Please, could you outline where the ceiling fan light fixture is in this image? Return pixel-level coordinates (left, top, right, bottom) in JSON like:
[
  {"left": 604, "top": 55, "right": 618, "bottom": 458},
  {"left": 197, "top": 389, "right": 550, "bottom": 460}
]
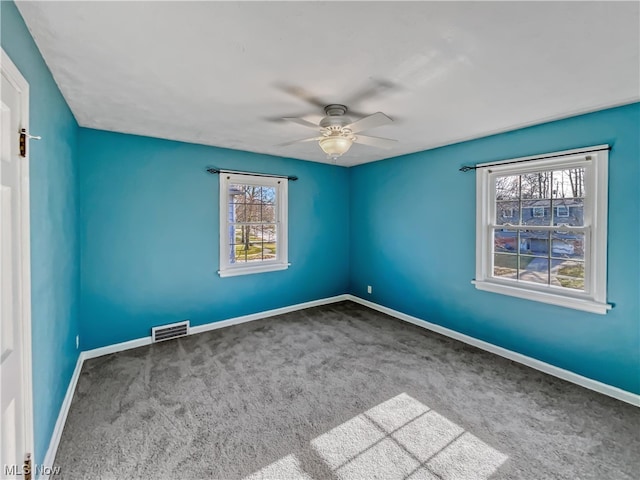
[{"left": 318, "top": 136, "right": 353, "bottom": 158}]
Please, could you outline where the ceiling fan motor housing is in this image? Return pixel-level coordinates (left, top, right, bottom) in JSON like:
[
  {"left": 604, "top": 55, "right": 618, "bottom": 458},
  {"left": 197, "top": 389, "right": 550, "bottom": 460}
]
[
  {"left": 320, "top": 104, "right": 350, "bottom": 130},
  {"left": 324, "top": 104, "right": 348, "bottom": 116}
]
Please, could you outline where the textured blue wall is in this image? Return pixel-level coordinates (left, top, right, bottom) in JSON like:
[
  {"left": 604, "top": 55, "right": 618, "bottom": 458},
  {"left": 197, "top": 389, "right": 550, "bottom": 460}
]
[
  {"left": 78, "top": 129, "right": 350, "bottom": 350},
  {"left": 349, "top": 103, "right": 640, "bottom": 394},
  {"left": 1, "top": 2, "right": 80, "bottom": 464}
]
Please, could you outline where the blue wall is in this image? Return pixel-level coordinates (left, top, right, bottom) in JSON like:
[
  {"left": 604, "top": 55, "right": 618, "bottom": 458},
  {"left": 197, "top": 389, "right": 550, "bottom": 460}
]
[
  {"left": 349, "top": 103, "right": 640, "bottom": 394},
  {"left": 1, "top": 2, "right": 80, "bottom": 464},
  {"left": 78, "top": 129, "right": 350, "bottom": 350}
]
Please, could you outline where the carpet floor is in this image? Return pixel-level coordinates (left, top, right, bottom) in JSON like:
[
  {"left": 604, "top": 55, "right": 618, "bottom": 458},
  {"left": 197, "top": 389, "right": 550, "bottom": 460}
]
[{"left": 53, "top": 301, "right": 639, "bottom": 479}]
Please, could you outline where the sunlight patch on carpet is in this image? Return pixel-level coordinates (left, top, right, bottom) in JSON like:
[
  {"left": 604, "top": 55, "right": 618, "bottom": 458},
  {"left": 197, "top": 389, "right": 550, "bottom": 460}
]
[{"left": 244, "top": 393, "right": 508, "bottom": 479}]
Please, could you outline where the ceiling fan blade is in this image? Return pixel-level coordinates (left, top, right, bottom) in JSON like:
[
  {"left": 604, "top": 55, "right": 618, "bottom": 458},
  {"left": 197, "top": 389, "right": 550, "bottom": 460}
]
[
  {"left": 346, "top": 112, "right": 393, "bottom": 133},
  {"left": 276, "top": 83, "right": 327, "bottom": 109},
  {"left": 276, "top": 137, "right": 322, "bottom": 147},
  {"left": 283, "top": 117, "right": 321, "bottom": 129},
  {"left": 353, "top": 134, "right": 397, "bottom": 150},
  {"left": 345, "top": 79, "right": 397, "bottom": 106}
]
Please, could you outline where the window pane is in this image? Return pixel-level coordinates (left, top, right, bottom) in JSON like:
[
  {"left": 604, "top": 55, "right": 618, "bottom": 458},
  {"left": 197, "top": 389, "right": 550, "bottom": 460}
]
[
  {"left": 494, "top": 230, "right": 517, "bottom": 253},
  {"left": 263, "top": 239, "right": 277, "bottom": 260},
  {"left": 229, "top": 184, "right": 245, "bottom": 198},
  {"left": 230, "top": 184, "right": 252, "bottom": 202},
  {"left": 493, "top": 254, "right": 518, "bottom": 279},
  {"left": 262, "top": 225, "right": 277, "bottom": 260},
  {"left": 495, "top": 175, "right": 519, "bottom": 199},
  {"left": 495, "top": 201, "right": 519, "bottom": 225},
  {"left": 261, "top": 186, "right": 276, "bottom": 204},
  {"left": 521, "top": 172, "right": 552, "bottom": 199},
  {"left": 235, "top": 225, "right": 259, "bottom": 262},
  {"left": 522, "top": 200, "right": 551, "bottom": 226},
  {"left": 551, "top": 260, "right": 585, "bottom": 291},
  {"left": 246, "top": 203, "right": 261, "bottom": 222},
  {"left": 551, "top": 232, "right": 584, "bottom": 260},
  {"left": 262, "top": 203, "right": 276, "bottom": 223},
  {"left": 231, "top": 202, "right": 246, "bottom": 222},
  {"left": 553, "top": 168, "right": 585, "bottom": 199},
  {"left": 229, "top": 225, "right": 278, "bottom": 263},
  {"left": 518, "top": 255, "right": 549, "bottom": 285},
  {"left": 234, "top": 245, "right": 247, "bottom": 263},
  {"left": 518, "top": 230, "right": 550, "bottom": 256},
  {"left": 231, "top": 225, "right": 244, "bottom": 246},
  {"left": 232, "top": 226, "right": 252, "bottom": 263},
  {"left": 262, "top": 224, "right": 276, "bottom": 243},
  {"left": 551, "top": 198, "right": 584, "bottom": 227}
]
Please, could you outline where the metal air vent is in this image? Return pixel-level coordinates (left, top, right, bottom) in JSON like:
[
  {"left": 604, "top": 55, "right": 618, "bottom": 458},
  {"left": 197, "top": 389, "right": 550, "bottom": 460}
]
[{"left": 152, "top": 320, "right": 190, "bottom": 343}]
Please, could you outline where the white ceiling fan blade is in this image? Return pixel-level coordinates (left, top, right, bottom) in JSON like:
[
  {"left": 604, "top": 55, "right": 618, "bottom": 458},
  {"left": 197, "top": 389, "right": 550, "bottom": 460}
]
[
  {"left": 346, "top": 112, "right": 393, "bottom": 133},
  {"left": 353, "top": 134, "right": 397, "bottom": 150},
  {"left": 283, "top": 117, "right": 321, "bottom": 129},
  {"left": 276, "top": 137, "right": 322, "bottom": 147}
]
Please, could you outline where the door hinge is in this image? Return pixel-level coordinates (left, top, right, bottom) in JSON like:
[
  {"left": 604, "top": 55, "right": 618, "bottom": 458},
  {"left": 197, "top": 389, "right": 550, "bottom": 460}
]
[
  {"left": 19, "top": 129, "right": 26, "bottom": 157},
  {"left": 19, "top": 129, "right": 41, "bottom": 158},
  {"left": 23, "top": 452, "right": 32, "bottom": 480}
]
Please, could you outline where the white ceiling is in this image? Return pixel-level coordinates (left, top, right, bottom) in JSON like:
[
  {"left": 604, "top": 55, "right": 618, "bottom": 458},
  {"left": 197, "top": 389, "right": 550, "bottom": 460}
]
[{"left": 17, "top": 1, "right": 640, "bottom": 166}]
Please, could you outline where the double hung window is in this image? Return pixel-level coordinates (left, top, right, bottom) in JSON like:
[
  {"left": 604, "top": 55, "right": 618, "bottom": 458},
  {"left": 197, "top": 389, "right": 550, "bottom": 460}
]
[
  {"left": 219, "top": 174, "right": 288, "bottom": 277},
  {"left": 474, "top": 146, "right": 610, "bottom": 314}
]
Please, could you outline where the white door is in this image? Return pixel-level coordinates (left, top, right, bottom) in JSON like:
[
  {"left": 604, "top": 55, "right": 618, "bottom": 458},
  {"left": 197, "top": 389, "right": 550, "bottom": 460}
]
[{"left": 0, "top": 50, "right": 33, "bottom": 479}]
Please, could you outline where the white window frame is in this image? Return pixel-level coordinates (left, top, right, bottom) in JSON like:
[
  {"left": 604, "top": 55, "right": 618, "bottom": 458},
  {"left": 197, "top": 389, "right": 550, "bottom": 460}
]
[
  {"left": 556, "top": 205, "right": 570, "bottom": 218},
  {"left": 218, "top": 173, "right": 288, "bottom": 277},
  {"left": 532, "top": 206, "right": 545, "bottom": 217},
  {"left": 501, "top": 207, "right": 514, "bottom": 218},
  {"left": 474, "top": 145, "right": 611, "bottom": 314}
]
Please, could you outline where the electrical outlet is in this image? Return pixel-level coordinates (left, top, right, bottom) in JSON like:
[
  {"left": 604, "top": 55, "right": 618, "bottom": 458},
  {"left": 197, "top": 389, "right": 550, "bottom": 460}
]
[
  {"left": 76, "top": 335, "right": 79, "bottom": 349},
  {"left": 367, "top": 285, "right": 372, "bottom": 294}
]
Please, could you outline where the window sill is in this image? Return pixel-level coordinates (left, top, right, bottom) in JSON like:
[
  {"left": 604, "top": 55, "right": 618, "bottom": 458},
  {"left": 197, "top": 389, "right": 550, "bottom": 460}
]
[
  {"left": 218, "top": 262, "right": 290, "bottom": 278},
  {"left": 472, "top": 279, "right": 611, "bottom": 314}
]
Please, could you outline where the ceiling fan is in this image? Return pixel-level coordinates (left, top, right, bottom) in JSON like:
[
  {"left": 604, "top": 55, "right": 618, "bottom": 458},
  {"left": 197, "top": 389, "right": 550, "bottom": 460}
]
[{"left": 278, "top": 104, "right": 397, "bottom": 161}]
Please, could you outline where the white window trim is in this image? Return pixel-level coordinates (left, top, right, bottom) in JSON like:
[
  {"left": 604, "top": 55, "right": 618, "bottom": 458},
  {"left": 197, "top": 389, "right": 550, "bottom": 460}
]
[
  {"left": 218, "top": 173, "right": 289, "bottom": 277},
  {"left": 501, "top": 207, "right": 514, "bottom": 218},
  {"left": 532, "top": 206, "right": 545, "bottom": 217},
  {"left": 474, "top": 145, "right": 611, "bottom": 314},
  {"left": 556, "top": 205, "right": 570, "bottom": 217}
]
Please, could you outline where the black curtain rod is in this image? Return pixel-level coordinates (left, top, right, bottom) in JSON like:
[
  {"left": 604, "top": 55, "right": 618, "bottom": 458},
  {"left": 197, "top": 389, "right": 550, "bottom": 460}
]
[
  {"left": 459, "top": 146, "right": 611, "bottom": 172},
  {"left": 206, "top": 167, "right": 298, "bottom": 181}
]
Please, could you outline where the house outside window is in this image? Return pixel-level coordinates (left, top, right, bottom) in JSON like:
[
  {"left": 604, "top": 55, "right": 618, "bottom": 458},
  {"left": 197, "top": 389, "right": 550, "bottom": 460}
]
[
  {"left": 219, "top": 173, "right": 288, "bottom": 277},
  {"left": 474, "top": 146, "right": 610, "bottom": 314}
]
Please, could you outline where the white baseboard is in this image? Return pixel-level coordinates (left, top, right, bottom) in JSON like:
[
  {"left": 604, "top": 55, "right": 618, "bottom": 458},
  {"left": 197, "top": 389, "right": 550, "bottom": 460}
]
[
  {"left": 345, "top": 294, "right": 640, "bottom": 407},
  {"left": 39, "top": 352, "right": 85, "bottom": 479},
  {"left": 189, "top": 294, "right": 350, "bottom": 335},
  {"left": 83, "top": 337, "right": 152, "bottom": 360},
  {"left": 83, "top": 294, "right": 350, "bottom": 360}
]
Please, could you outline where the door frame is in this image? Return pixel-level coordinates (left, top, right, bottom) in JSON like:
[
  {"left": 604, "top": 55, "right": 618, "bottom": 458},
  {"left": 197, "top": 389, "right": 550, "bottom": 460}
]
[{"left": 1, "top": 47, "right": 34, "bottom": 464}]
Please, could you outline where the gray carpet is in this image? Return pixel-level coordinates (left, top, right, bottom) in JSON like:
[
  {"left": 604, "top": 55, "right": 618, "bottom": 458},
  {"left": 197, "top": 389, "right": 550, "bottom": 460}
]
[{"left": 53, "top": 301, "right": 639, "bottom": 479}]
